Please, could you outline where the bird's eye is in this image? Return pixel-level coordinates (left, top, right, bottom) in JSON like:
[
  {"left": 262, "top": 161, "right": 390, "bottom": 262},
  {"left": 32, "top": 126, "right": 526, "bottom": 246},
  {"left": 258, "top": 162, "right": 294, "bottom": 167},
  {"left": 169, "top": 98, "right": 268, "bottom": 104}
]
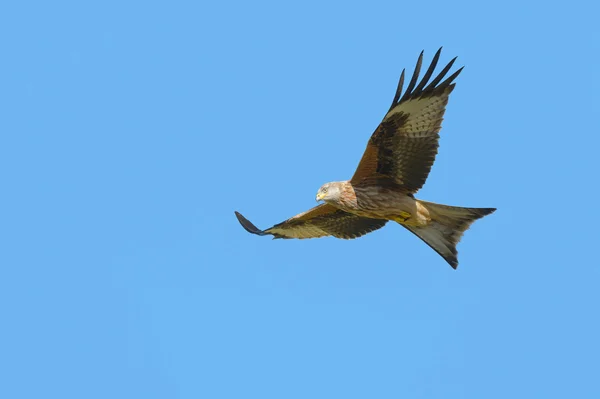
[{"left": 322, "top": 187, "right": 328, "bottom": 193}]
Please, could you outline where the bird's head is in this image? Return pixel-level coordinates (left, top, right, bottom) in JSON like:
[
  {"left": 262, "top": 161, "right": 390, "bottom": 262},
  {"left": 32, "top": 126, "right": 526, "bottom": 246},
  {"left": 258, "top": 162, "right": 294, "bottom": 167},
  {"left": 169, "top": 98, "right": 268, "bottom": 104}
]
[{"left": 316, "top": 182, "right": 343, "bottom": 203}]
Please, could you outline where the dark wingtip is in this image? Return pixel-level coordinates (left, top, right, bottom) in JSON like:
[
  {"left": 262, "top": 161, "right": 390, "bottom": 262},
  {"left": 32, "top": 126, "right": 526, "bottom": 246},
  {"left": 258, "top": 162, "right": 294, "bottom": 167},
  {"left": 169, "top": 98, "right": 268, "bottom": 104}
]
[
  {"left": 389, "top": 68, "right": 406, "bottom": 110},
  {"left": 423, "top": 56, "right": 458, "bottom": 93},
  {"left": 400, "top": 50, "right": 424, "bottom": 102},
  {"left": 414, "top": 48, "right": 443, "bottom": 94},
  {"left": 478, "top": 208, "right": 497, "bottom": 217},
  {"left": 234, "top": 211, "right": 268, "bottom": 236},
  {"left": 439, "top": 65, "right": 464, "bottom": 88},
  {"left": 448, "top": 257, "right": 459, "bottom": 270}
]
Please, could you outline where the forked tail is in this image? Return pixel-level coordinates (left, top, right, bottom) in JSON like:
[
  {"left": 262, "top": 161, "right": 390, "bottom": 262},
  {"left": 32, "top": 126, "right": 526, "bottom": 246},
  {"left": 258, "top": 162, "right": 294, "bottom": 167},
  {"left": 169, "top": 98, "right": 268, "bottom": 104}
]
[{"left": 402, "top": 201, "right": 496, "bottom": 269}]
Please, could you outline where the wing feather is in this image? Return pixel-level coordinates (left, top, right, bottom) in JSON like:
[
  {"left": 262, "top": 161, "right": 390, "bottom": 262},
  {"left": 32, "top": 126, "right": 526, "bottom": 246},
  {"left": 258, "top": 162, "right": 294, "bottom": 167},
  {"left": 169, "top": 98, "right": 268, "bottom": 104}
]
[
  {"left": 424, "top": 56, "right": 457, "bottom": 92},
  {"left": 235, "top": 205, "right": 387, "bottom": 240},
  {"left": 413, "top": 47, "right": 441, "bottom": 94},
  {"left": 351, "top": 48, "right": 462, "bottom": 193},
  {"left": 388, "top": 69, "right": 405, "bottom": 112},
  {"left": 399, "top": 50, "right": 423, "bottom": 103}
]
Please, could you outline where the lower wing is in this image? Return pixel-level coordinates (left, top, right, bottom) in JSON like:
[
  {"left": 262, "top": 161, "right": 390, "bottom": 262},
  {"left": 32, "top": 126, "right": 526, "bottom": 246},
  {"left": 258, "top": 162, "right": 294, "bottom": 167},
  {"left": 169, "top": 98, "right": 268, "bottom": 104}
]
[{"left": 235, "top": 204, "right": 387, "bottom": 239}]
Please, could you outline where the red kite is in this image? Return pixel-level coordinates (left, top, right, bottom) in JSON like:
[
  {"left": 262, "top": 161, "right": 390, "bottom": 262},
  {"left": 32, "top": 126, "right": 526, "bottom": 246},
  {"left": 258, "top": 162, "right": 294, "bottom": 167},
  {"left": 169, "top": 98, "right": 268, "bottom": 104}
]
[{"left": 235, "top": 48, "right": 495, "bottom": 269}]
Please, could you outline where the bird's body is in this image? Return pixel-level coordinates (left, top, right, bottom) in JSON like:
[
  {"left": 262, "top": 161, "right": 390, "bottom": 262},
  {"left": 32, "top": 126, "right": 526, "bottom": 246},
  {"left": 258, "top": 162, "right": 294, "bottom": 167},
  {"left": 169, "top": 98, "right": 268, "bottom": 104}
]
[
  {"left": 234, "top": 48, "right": 495, "bottom": 268},
  {"left": 322, "top": 180, "right": 430, "bottom": 226}
]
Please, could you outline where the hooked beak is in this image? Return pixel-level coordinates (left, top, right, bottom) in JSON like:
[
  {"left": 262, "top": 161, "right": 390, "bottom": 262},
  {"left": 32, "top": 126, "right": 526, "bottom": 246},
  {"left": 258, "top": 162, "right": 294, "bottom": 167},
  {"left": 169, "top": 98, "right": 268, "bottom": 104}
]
[{"left": 316, "top": 192, "right": 324, "bottom": 202}]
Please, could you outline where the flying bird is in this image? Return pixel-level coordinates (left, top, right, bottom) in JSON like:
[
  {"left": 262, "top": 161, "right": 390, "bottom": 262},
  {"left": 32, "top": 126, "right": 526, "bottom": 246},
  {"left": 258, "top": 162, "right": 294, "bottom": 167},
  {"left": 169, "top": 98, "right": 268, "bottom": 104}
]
[{"left": 235, "top": 48, "right": 495, "bottom": 269}]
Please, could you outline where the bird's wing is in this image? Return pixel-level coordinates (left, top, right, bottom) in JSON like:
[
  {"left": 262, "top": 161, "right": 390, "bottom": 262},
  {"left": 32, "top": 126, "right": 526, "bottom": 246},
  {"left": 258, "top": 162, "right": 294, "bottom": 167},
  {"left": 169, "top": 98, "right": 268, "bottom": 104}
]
[
  {"left": 351, "top": 48, "right": 463, "bottom": 193},
  {"left": 235, "top": 204, "right": 387, "bottom": 239}
]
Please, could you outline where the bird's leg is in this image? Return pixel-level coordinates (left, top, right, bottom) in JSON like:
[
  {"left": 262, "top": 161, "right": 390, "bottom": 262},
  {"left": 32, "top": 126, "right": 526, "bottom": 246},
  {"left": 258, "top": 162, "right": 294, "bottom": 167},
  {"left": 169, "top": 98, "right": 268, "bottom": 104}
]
[{"left": 392, "top": 211, "right": 412, "bottom": 224}]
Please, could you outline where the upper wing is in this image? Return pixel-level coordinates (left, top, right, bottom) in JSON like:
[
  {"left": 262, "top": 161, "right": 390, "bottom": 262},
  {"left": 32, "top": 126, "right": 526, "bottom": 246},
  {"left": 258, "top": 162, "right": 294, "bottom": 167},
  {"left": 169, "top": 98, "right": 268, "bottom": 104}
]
[
  {"left": 235, "top": 204, "right": 387, "bottom": 239},
  {"left": 351, "top": 48, "right": 463, "bottom": 193}
]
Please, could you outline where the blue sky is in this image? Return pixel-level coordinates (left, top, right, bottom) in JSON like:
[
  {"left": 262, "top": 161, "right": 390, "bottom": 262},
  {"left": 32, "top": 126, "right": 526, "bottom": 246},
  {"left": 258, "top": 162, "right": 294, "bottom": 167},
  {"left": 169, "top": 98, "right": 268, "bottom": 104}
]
[{"left": 1, "top": 1, "right": 598, "bottom": 398}]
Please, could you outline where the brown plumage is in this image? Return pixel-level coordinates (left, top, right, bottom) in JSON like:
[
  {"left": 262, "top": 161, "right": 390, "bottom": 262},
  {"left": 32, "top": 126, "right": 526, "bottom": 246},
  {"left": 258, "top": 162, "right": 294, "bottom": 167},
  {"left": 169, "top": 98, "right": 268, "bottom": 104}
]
[{"left": 235, "top": 48, "right": 495, "bottom": 269}]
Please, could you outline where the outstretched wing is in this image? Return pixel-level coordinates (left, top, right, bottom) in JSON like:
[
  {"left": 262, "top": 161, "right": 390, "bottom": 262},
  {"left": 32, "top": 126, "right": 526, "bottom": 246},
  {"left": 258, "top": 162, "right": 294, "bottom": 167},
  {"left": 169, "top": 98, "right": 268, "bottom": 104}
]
[
  {"left": 235, "top": 204, "right": 387, "bottom": 239},
  {"left": 351, "top": 48, "right": 463, "bottom": 193}
]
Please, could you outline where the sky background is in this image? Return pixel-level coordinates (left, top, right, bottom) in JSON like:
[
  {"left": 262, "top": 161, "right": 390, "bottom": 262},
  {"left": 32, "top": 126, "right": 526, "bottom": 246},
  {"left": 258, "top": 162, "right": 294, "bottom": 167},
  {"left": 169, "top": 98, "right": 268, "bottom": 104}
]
[{"left": 1, "top": 1, "right": 598, "bottom": 398}]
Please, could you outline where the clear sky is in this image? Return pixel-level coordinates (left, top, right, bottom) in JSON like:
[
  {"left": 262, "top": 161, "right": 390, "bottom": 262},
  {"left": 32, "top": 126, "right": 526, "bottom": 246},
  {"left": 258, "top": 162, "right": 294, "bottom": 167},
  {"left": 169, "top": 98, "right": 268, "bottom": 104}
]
[{"left": 1, "top": 1, "right": 598, "bottom": 398}]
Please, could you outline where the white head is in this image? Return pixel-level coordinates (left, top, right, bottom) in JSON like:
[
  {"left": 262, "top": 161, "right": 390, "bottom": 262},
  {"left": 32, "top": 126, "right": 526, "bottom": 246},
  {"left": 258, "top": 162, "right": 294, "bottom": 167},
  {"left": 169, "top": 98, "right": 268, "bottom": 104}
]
[{"left": 316, "top": 182, "right": 344, "bottom": 203}]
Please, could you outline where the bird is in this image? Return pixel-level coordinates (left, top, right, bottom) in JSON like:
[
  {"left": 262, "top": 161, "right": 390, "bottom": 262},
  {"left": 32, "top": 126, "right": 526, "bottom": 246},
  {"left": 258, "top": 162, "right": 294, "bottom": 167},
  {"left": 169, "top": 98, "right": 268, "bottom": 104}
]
[{"left": 234, "top": 48, "right": 495, "bottom": 269}]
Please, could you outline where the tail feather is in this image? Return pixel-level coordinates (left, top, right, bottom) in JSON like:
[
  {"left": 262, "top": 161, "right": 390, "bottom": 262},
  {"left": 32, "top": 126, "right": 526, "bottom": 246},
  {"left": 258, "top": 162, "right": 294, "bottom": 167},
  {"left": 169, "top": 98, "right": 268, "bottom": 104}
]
[{"left": 403, "top": 201, "right": 495, "bottom": 269}]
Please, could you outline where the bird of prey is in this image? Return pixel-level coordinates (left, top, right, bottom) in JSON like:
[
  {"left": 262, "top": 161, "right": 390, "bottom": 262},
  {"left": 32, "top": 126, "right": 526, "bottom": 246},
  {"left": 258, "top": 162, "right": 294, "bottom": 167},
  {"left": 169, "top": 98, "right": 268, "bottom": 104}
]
[{"left": 235, "top": 48, "right": 495, "bottom": 269}]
